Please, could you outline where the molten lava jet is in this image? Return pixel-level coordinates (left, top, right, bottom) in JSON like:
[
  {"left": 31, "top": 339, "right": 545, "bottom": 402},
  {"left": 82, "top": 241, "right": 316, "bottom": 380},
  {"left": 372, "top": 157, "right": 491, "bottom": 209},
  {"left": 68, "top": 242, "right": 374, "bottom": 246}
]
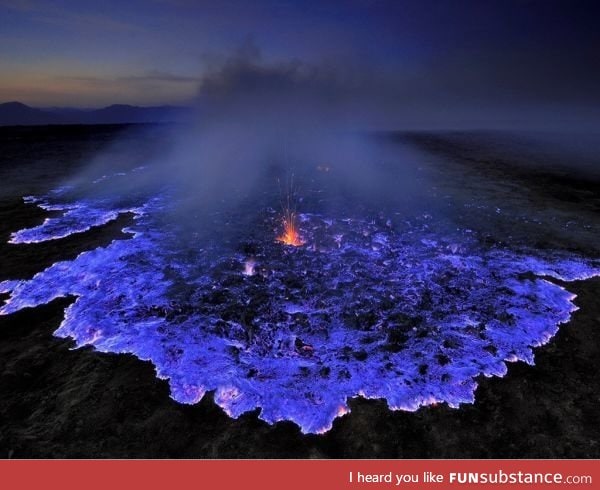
[
  {"left": 276, "top": 176, "right": 304, "bottom": 247},
  {"left": 277, "top": 208, "right": 304, "bottom": 246}
]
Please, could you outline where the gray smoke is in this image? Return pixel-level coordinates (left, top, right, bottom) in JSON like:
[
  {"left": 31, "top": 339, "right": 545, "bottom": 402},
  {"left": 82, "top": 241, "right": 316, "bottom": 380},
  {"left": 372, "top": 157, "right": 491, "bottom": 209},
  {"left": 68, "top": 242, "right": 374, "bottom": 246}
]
[{"left": 66, "top": 44, "right": 431, "bottom": 231}]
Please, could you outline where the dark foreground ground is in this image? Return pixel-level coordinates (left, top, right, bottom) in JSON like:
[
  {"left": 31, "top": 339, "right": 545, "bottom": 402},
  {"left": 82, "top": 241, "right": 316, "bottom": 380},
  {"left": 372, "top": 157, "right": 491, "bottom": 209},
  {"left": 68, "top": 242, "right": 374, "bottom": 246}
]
[{"left": 0, "top": 125, "right": 598, "bottom": 458}]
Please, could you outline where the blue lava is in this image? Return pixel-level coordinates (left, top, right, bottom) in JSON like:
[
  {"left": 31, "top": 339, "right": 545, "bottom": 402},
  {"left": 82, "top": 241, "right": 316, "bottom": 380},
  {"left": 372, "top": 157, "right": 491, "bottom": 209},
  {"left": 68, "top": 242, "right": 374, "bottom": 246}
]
[{"left": 1, "top": 182, "right": 599, "bottom": 433}]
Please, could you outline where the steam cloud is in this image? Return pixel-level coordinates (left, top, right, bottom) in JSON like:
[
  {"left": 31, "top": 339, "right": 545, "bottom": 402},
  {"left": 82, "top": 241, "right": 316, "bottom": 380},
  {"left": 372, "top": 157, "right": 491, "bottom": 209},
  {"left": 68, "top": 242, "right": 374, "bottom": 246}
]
[{"left": 68, "top": 43, "right": 427, "bottom": 228}]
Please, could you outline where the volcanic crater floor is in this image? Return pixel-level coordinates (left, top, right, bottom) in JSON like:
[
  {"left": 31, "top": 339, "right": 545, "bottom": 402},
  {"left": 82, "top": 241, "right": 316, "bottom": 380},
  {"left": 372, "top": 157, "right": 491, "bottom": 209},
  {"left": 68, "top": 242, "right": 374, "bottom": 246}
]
[{"left": 1, "top": 126, "right": 599, "bottom": 457}]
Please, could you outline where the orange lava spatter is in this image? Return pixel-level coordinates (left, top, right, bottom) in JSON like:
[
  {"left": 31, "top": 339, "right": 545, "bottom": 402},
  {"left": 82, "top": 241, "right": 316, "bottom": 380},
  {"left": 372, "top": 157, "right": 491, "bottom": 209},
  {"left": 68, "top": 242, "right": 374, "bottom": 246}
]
[{"left": 277, "top": 210, "right": 304, "bottom": 246}]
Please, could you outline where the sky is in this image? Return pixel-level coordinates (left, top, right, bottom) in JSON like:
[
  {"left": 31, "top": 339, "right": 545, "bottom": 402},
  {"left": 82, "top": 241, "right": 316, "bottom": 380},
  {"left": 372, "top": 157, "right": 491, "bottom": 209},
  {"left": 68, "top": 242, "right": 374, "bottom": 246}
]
[{"left": 0, "top": 0, "right": 599, "bottom": 128}]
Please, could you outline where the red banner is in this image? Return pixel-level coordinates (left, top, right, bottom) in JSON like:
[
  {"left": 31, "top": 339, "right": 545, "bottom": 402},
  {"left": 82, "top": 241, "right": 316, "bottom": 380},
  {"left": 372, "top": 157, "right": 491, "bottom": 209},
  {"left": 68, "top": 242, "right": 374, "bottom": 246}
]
[{"left": 0, "top": 459, "right": 598, "bottom": 490}]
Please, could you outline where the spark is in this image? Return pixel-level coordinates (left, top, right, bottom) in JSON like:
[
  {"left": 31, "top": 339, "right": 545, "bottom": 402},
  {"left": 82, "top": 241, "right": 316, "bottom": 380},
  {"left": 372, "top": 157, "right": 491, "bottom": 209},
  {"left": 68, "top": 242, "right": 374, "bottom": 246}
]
[
  {"left": 277, "top": 208, "right": 304, "bottom": 246},
  {"left": 276, "top": 174, "right": 304, "bottom": 247}
]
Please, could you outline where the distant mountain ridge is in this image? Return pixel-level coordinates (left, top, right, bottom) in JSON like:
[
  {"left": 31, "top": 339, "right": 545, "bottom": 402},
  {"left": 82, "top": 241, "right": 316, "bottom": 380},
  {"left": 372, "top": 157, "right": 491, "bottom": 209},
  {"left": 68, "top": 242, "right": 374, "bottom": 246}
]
[{"left": 0, "top": 101, "right": 192, "bottom": 126}]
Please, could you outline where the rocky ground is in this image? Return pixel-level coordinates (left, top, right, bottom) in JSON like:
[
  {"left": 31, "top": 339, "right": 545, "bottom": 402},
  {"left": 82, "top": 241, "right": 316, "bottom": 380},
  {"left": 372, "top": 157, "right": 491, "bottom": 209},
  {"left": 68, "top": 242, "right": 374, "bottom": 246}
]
[{"left": 0, "top": 126, "right": 598, "bottom": 458}]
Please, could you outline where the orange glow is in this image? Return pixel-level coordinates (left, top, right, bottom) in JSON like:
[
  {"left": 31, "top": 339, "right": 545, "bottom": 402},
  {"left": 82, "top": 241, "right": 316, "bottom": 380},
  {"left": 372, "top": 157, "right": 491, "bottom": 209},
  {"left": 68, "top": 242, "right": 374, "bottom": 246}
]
[
  {"left": 276, "top": 174, "right": 304, "bottom": 247},
  {"left": 277, "top": 209, "right": 304, "bottom": 247}
]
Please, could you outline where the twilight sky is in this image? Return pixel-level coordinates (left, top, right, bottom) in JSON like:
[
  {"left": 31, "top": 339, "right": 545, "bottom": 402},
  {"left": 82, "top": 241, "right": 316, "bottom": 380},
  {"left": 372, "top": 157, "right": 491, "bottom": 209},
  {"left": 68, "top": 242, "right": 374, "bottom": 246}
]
[{"left": 1, "top": 0, "right": 599, "bottom": 128}]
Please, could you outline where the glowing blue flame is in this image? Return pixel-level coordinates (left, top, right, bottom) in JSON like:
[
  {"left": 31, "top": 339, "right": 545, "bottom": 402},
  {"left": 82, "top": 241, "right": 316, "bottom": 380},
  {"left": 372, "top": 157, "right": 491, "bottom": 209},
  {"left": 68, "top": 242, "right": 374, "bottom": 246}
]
[{"left": 1, "top": 183, "right": 598, "bottom": 434}]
